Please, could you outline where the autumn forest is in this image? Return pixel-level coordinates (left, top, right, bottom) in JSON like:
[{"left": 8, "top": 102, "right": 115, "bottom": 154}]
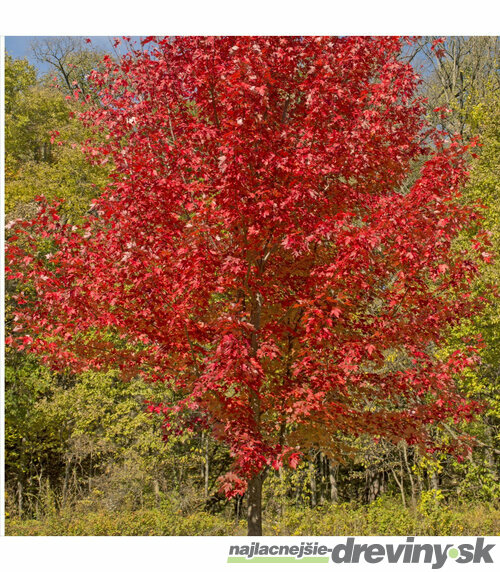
[{"left": 4, "top": 36, "right": 500, "bottom": 536}]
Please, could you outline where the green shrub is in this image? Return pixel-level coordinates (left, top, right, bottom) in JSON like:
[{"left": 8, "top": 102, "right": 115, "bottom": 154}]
[{"left": 6, "top": 496, "right": 500, "bottom": 536}]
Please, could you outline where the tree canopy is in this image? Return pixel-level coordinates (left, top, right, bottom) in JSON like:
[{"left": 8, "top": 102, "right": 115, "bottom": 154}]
[{"left": 5, "top": 36, "right": 493, "bottom": 535}]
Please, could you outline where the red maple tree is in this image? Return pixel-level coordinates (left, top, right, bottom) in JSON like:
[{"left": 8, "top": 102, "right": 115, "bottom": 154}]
[{"left": 6, "top": 36, "right": 487, "bottom": 534}]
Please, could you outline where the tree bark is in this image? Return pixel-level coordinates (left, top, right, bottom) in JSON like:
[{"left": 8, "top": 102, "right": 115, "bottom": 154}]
[
  {"left": 366, "top": 469, "right": 382, "bottom": 503},
  {"left": 319, "top": 453, "right": 326, "bottom": 505},
  {"left": 247, "top": 283, "right": 264, "bottom": 535},
  {"left": 204, "top": 434, "right": 210, "bottom": 500},
  {"left": 17, "top": 479, "right": 23, "bottom": 518},
  {"left": 247, "top": 472, "right": 265, "bottom": 535},
  {"left": 153, "top": 479, "right": 160, "bottom": 508},
  {"left": 390, "top": 467, "right": 406, "bottom": 508},
  {"left": 309, "top": 459, "right": 317, "bottom": 508},
  {"left": 430, "top": 472, "right": 440, "bottom": 490},
  {"left": 402, "top": 443, "right": 416, "bottom": 507},
  {"left": 62, "top": 461, "right": 70, "bottom": 507},
  {"left": 329, "top": 460, "right": 339, "bottom": 503}
]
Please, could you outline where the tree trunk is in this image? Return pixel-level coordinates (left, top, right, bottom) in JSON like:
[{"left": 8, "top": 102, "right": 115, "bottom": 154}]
[
  {"left": 430, "top": 472, "right": 440, "bottom": 490},
  {"left": 390, "top": 467, "right": 406, "bottom": 508},
  {"left": 484, "top": 424, "right": 497, "bottom": 476},
  {"left": 309, "top": 459, "right": 317, "bottom": 508},
  {"left": 153, "top": 479, "right": 160, "bottom": 508},
  {"left": 204, "top": 434, "right": 210, "bottom": 500},
  {"left": 17, "top": 479, "right": 23, "bottom": 518},
  {"left": 366, "top": 469, "right": 381, "bottom": 503},
  {"left": 279, "top": 467, "right": 285, "bottom": 518},
  {"left": 62, "top": 461, "right": 70, "bottom": 508},
  {"left": 319, "top": 453, "right": 326, "bottom": 505},
  {"left": 402, "top": 444, "right": 416, "bottom": 507},
  {"left": 235, "top": 495, "right": 242, "bottom": 521},
  {"left": 247, "top": 472, "right": 265, "bottom": 535},
  {"left": 329, "top": 461, "right": 339, "bottom": 503}
]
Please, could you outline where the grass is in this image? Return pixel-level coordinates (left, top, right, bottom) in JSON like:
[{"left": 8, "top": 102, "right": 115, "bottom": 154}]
[{"left": 6, "top": 495, "right": 500, "bottom": 536}]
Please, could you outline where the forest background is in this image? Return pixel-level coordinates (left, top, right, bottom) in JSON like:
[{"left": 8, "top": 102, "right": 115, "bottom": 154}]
[{"left": 4, "top": 36, "right": 500, "bottom": 535}]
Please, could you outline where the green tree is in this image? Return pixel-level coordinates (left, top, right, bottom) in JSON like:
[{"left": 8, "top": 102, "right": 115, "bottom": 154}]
[
  {"left": 410, "top": 36, "right": 500, "bottom": 140},
  {"left": 463, "top": 89, "right": 500, "bottom": 449},
  {"left": 5, "top": 53, "right": 36, "bottom": 114},
  {"left": 31, "top": 37, "right": 107, "bottom": 96},
  {"left": 5, "top": 53, "right": 108, "bottom": 220},
  {"left": 426, "top": 88, "right": 500, "bottom": 503},
  {"left": 5, "top": 48, "right": 109, "bottom": 516}
]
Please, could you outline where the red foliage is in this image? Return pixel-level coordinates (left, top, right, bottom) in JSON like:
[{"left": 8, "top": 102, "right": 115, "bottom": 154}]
[{"left": 6, "top": 37, "right": 487, "bottom": 494}]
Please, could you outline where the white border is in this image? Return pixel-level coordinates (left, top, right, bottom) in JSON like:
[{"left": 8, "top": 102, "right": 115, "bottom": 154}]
[
  {"left": 0, "top": 0, "right": 499, "bottom": 36},
  {"left": 0, "top": 536, "right": 499, "bottom": 571},
  {"left": 2, "top": 4, "right": 500, "bottom": 570}
]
